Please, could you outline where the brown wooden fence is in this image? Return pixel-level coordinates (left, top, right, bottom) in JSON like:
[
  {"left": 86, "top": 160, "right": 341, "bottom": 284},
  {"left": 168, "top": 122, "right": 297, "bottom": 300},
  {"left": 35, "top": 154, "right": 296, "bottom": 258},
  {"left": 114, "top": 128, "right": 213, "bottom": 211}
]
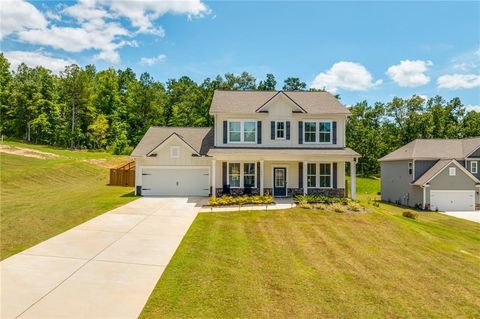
[{"left": 109, "top": 161, "right": 135, "bottom": 187}]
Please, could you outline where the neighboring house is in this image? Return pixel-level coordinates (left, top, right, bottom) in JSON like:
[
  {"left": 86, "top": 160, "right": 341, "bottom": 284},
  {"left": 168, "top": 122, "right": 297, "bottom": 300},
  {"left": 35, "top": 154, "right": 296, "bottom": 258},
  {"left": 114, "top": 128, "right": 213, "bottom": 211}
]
[
  {"left": 131, "top": 90, "right": 360, "bottom": 198},
  {"left": 380, "top": 138, "right": 480, "bottom": 211}
]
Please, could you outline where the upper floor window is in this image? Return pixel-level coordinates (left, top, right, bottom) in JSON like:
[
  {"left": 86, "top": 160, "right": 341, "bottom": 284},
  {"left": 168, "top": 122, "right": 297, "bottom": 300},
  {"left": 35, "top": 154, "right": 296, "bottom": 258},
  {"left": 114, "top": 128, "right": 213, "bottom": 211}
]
[
  {"left": 276, "top": 121, "right": 286, "bottom": 139},
  {"left": 170, "top": 146, "right": 180, "bottom": 158},
  {"left": 408, "top": 162, "right": 413, "bottom": 175},
  {"left": 304, "top": 121, "right": 332, "bottom": 144},
  {"left": 471, "top": 161, "right": 478, "bottom": 174},
  {"left": 449, "top": 167, "right": 456, "bottom": 176},
  {"left": 228, "top": 120, "right": 256, "bottom": 143}
]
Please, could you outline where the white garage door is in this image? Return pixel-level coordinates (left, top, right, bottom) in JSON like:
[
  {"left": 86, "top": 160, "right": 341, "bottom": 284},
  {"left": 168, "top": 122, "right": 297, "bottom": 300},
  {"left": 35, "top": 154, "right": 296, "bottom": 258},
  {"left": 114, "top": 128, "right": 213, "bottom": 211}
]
[
  {"left": 430, "top": 190, "right": 475, "bottom": 211},
  {"left": 141, "top": 167, "right": 209, "bottom": 196}
]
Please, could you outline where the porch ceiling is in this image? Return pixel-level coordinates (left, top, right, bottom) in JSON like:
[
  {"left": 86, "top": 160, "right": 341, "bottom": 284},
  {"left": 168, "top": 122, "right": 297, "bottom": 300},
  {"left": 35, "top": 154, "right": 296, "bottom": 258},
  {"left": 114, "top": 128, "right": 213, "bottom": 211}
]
[{"left": 207, "top": 147, "right": 360, "bottom": 161}]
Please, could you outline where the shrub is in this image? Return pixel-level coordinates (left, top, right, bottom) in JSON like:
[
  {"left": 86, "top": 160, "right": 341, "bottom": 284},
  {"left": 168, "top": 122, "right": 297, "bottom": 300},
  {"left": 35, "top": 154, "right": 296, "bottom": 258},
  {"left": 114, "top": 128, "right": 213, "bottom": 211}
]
[
  {"left": 402, "top": 211, "right": 418, "bottom": 220},
  {"left": 208, "top": 195, "right": 274, "bottom": 206},
  {"left": 347, "top": 202, "right": 362, "bottom": 212},
  {"left": 330, "top": 203, "right": 346, "bottom": 213},
  {"left": 295, "top": 194, "right": 348, "bottom": 205}
]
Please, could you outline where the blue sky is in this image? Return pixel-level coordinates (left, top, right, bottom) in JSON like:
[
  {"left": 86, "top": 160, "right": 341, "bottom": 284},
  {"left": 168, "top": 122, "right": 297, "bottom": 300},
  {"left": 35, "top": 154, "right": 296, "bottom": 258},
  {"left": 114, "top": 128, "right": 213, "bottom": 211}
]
[{"left": 1, "top": 1, "right": 479, "bottom": 109}]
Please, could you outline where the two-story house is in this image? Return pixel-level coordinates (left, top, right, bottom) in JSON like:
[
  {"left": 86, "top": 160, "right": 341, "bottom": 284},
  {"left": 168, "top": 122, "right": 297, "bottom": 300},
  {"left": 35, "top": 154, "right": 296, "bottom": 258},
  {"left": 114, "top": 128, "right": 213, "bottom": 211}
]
[
  {"left": 131, "top": 90, "right": 360, "bottom": 199},
  {"left": 380, "top": 138, "right": 480, "bottom": 211}
]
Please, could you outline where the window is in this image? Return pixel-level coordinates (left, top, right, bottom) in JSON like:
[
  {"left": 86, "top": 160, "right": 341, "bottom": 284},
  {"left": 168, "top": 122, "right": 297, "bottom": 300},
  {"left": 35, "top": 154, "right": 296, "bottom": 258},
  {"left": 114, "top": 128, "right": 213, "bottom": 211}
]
[
  {"left": 304, "top": 122, "right": 316, "bottom": 143},
  {"left": 449, "top": 167, "right": 456, "bottom": 176},
  {"left": 408, "top": 162, "right": 413, "bottom": 175},
  {"left": 276, "top": 121, "right": 285, "bottom": 139},
  {"left": 307, "top": 163, "right": 317, "bottom": 187},
  {"left": 471, "top": 161, "right": 478, "bottom": 174},
  {"left": 319, "top": 163, "right": 332, "bottom": 188},
  {"left": 170, "top": 146, "right": 179, "bottom": 158},
  {"left": 319, "top": 122, "right": 331, "bottom": 143},
  {"left": 228, "top": 163, "right": 241, "bottom": 187},
  {"left": 244, "top": 163, "right": 256, "bottom": 187},
  {"left": 228, "top": 120, "right": 256, "bottom": 143},
  {"left": 243, "top": 121, "right": 256, "bottom": 142},
  {"left": 228, "top": 121, "right": 241, "bottom": 142},
  {"left": 304, "top": 121, "right": 332, "bottom": 143}
]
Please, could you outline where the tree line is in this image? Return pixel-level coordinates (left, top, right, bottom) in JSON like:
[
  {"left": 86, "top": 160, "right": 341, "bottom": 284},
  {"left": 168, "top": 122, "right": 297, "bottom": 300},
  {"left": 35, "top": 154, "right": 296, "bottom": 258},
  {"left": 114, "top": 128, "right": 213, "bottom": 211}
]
[{"left": 1, "top": 53, "right": 479, "bottom": 175}]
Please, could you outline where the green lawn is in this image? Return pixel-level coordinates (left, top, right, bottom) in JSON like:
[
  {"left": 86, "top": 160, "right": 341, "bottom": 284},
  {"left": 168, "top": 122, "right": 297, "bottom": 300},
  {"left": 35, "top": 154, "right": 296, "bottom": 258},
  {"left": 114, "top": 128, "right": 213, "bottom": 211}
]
[
  {"left": 141, "top": 178, "right": 480, "bottom": 319},
  {"left": 0, "top": 141, "right": 137, "bottom": 259}
]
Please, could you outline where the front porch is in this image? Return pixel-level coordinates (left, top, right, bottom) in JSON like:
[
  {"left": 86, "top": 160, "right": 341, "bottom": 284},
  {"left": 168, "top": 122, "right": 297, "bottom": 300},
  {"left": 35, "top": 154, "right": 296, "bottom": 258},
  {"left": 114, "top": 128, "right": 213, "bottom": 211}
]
[{"left": 209, "top": 155, "right": 357, "bottom": 199}]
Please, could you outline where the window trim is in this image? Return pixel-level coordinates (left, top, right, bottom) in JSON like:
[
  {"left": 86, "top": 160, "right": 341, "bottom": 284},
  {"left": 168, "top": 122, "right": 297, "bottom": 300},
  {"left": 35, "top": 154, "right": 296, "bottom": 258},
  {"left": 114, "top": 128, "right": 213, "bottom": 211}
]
[
  {"left": 275, "top": 121, "right": 286, "bottom": 140},
  {"left": 306, "top": 162, "right": 333, "bottom": 189},
  {"left": 307, "top": 163, "right": 317, "bottom": 188},
  {"left": 243, "top": 163, "right": 256, "bottom": 188},
  {"left": 471, "top": 161, "right": 478, "bottom": 174},
  {"left": 227, "top": 162, "right": 256, "bottom": 188},
  {"left": 449, "top": 167, "right": 456, "bottom": 176},
  {"left": 303, "top": 120, "right": 333, "bottom": 144},
  {"left": 170, "top": 146, "right": 180, "bottom": 158},
  {"left": 227, "top": 120, "right": 257, "bottom": 144}
]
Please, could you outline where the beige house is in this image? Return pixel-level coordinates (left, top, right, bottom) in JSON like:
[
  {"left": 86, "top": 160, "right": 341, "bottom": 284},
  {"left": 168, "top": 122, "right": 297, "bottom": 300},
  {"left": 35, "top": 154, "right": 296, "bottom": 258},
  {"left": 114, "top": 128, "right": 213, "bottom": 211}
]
[{"left": 131, "top": 90, "right": 360, "bottom": 198}]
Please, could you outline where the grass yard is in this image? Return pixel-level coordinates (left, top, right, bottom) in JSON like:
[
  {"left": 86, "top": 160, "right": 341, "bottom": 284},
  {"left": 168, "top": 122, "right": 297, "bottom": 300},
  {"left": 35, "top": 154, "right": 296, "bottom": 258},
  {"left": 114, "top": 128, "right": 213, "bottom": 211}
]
[
  {"left": 0, "top": 141, "right": 137, "bottom": 259},
  {"left": 141, "top": 178, "right": 480, "bottom": 319}
]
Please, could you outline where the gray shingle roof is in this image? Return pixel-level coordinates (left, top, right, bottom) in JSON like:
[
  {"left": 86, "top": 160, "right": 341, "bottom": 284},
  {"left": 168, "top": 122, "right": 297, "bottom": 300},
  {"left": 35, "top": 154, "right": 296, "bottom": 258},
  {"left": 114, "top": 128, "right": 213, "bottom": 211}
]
[
  {"left": 379, "top": 137, "right": 480, "bottom": 162},
  {"left": 209, "top": 90, "right": 350, "bottom": 115},
  {"left": 131, "top": 127, "right": 214, "bottom": 157},
  {"left": 412, "top": 159, "right": 480, "bottom": 186}
]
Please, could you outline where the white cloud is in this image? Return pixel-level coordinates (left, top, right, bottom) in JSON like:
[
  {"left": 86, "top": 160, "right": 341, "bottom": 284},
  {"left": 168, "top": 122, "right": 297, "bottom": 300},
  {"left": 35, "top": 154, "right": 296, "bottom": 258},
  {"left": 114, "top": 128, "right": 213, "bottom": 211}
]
[
  {"left": 310, "top": 61, "right": 382, "bottom": 93},
  {"left": 0, "top": 0, "right": 47, "bottom": 40},
  {"left": 3, "top": 51, "right": 75, "bottom": 74},
  {"left": 452, "top": 48, "right": 480, "bottom": 72},
  {"left": 465, "top": 104, "right": 480, "bottom": 112},
  {"left": 386, "top": 60, "right": 432, "bottom": 87},
  {"left": 17, "top": 21, "right": 132, "bottom": 63},
  {"left": 437, "top": 74, "right": 480, "bottom": 89},
  {"left": 3, "top": 0, "right": 208, "bottom": 63},
  {"left": 104, "top": 0, "right": 209, "bottom": 34},
  {"left": 140, "top": 54, "right": 167, "bottom": 66}
]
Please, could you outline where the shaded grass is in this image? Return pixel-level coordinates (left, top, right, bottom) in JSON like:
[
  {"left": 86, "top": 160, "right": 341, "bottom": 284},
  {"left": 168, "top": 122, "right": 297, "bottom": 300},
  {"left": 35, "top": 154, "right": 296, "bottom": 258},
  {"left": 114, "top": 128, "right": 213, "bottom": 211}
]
[
  {"left": 1, "top": 142, "right": 137, "bottom": 259},
  {"left": 141, "top": 177, "right": 480, "bottom": 319}
]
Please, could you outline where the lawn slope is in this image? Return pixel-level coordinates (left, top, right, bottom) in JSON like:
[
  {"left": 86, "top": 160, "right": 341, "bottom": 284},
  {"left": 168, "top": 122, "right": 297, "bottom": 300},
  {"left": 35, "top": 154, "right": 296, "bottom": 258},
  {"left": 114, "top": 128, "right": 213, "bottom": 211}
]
[
  {"left": 141, "top": 179, "right": 480, "bottom": 319},
  {"left": 1, "top": 142, "right": 136, "bottom": 259}
]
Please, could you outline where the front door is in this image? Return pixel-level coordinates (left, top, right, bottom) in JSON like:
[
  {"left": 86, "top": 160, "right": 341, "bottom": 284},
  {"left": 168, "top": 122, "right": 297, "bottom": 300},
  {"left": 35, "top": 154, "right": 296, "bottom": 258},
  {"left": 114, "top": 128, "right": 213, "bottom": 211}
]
[{"left": 273, "top": 167, "right": 287, "bottom": 197}]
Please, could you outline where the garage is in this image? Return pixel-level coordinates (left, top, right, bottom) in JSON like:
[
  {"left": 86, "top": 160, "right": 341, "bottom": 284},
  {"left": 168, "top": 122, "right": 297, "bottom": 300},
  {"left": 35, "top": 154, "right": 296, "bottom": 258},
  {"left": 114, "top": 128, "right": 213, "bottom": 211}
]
[
  {"left": 141, "top": 167, "right": 210, "bottom": 196},
  {"left": 430, "top": 190, "right": 475, "bottom": 211}
]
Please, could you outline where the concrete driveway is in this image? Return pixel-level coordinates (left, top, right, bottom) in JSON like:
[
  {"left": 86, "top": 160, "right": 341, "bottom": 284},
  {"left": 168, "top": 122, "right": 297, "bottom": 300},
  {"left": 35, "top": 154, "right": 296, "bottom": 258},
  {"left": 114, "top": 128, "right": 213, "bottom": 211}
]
[
  {"left": 441, "top": 210, "right": 480, "bottom": 223},
  {"left": 1, "top": 197, "right": 206, "bottom": 319}
]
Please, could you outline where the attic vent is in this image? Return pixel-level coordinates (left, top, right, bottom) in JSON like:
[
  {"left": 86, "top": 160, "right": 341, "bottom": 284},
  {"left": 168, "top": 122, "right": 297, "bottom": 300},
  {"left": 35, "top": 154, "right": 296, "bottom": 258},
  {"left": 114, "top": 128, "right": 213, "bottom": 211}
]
[{"left": 148, "top": 153, "right": 157, "bottom": 157}]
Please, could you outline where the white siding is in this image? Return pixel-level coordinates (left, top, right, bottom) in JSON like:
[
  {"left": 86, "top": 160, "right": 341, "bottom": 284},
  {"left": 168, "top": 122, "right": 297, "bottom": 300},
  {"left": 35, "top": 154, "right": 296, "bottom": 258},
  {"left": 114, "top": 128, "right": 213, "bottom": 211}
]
[{"left": 214, "top": 94, "right": 347, "bottom": 148}]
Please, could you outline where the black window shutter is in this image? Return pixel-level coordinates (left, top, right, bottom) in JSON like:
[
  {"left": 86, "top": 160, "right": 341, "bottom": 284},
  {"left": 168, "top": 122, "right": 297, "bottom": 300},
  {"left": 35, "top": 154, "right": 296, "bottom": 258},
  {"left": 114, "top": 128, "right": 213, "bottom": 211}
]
[
  {"left": 257, "top": 121, "right": 262, "bottom": 144},
  {"left": 271, "top": 121, "right": 275, "bottom": 140},
  {"left": 222, "top": 162, "right": 227, "bottom": 186},
  {"left": 257, "top": 162, "right": 260, "bottom": 187},
  {"left": 223, "top": 121, "right": 228, "bottom": 144},
  {"left": 332, "top": 121, "right": 337, "bottom": 145},
  {"left": 286, "top": 121, "right": 291, "bottom": 140},
  {"left": 298, "top": 121, "right": 303, "bottom": 144},
  {"left": 299, "top": 162, "right": 303, "bottom": 188},
  {"left": 332, "top": 163, "right": 337, "bottom": 188}
]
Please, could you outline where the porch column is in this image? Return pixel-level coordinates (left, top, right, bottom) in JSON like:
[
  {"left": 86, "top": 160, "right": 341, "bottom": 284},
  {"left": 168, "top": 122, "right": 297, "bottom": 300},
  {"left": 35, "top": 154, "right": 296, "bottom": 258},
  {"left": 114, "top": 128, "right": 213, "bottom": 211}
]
[
  {"left": 260, "top": 160, "right": 264, "bottom": 196},
  {"left": 303, "top": 160, "right": 308, "bottom": 195},
  {"left": 350, "top": 160, "right": 356, "bottom": 200},
  {"left": 211, "top": 159, "right": 216, "bottom": 198}
]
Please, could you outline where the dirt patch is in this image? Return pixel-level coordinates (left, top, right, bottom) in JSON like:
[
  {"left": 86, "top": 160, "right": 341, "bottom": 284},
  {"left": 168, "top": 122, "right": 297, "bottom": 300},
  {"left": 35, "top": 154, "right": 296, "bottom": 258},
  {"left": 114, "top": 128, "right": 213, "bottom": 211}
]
[
  {"left": 84, "top": 157, "right": 132, "bottom": 169},
  {"left": 0, "top": 144, "right": 60, "bottom": 159}
]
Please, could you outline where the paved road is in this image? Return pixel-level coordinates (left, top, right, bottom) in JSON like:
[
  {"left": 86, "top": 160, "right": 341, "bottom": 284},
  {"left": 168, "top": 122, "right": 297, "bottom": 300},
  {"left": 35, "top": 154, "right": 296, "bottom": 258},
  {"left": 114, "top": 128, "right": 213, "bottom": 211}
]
[
  {"left": 441, "top": 210, "right": 480, "bottom": 223},
  {"left": 1, "top": 197, "right": 206, "bottom": 319}
]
